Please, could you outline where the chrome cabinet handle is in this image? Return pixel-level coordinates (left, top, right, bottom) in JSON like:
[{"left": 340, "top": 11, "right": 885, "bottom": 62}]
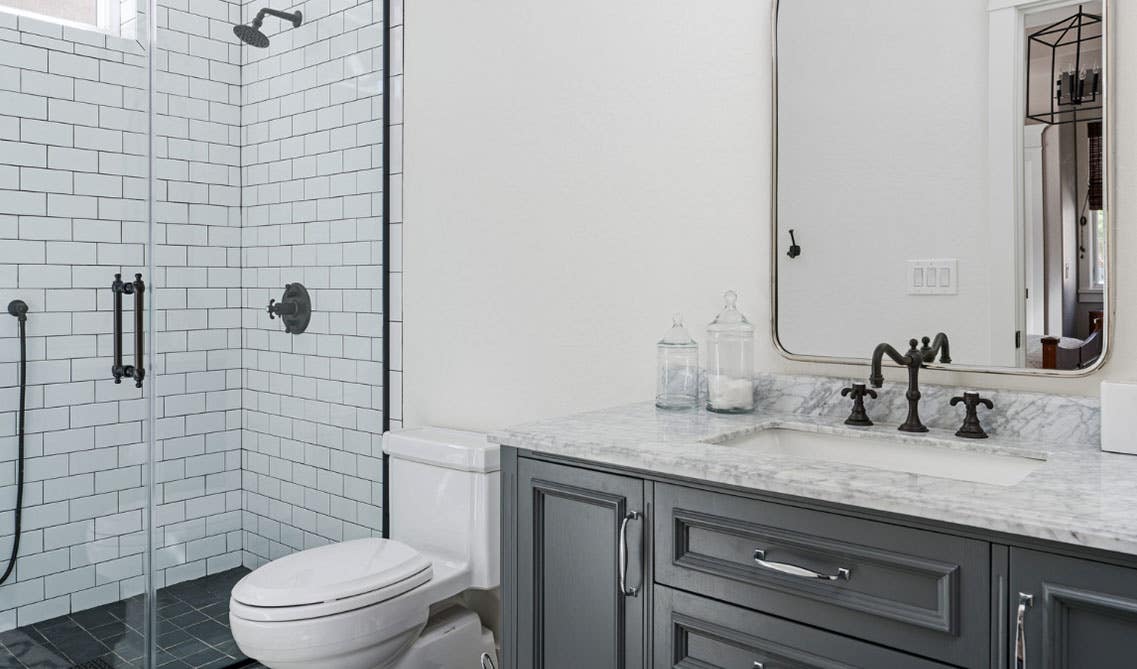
[
  {"left": 753, "top": 549, "right": 851, "bottom": 581},
  {"left": 1015, "top": 592, "right": 1033, "bottom": 669},
  {"left": 752, "top": 663, "right": 764, "bottom": 669},
  {"left": 618, "top": 510, "right": 642, "bottom": 597}
]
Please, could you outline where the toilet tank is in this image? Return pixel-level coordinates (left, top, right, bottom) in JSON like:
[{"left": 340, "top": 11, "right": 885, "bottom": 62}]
[{"left": 382, "top": 428, "right": 500, "bottom": 589}]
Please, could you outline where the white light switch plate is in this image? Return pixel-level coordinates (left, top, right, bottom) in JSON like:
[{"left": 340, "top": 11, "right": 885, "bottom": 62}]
[
  {"left": 1102, "top": 381, "right": 1137, "bottom": 455},
  {"left": 907, "top": 259, "right": 958, "bottom": 295}
]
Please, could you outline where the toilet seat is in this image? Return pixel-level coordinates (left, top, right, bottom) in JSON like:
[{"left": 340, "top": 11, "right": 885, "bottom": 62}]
[{"left": 231, "top": 538, "right": 433, "bottom": 622}]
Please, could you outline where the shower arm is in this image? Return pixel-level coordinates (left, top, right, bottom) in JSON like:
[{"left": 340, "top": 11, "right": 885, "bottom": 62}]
[{"left": 253, "top": 8, "right": 302, "bottom": 28}]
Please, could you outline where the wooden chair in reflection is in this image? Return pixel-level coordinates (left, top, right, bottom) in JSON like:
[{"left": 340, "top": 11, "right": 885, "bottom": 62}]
[{"left": 1041, "top": 315, "right": 1104, "bottom": 370}]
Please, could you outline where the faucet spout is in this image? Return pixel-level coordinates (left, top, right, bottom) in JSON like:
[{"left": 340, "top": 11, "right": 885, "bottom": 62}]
[
  {"left": 868, "top": 334, "right": 951, "bottom": 433},
  {"left": 919, "top": 332, "right": 951, "bottom": 365},
  {"left": 869, "top": 341, "right": 913, "bottom": 389}
]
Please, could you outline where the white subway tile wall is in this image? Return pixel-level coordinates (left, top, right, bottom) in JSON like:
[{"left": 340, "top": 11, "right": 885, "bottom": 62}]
[
  {"left": 151, "top": 0, "right": 246, "bottom": 592},
  {"left": 0, "top": 10, "right": 153, "bottom": 630},
  {"left": 239, "top": 0, "right": 385, "bottom": 568},
  {"left": 0, "top": 0, "right": 387, "bottom": 630}
]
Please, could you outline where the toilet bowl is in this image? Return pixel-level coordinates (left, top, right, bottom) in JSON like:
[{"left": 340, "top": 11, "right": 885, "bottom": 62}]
[{"left": 229, "top": 428, "right": 500, "bottom": 669}]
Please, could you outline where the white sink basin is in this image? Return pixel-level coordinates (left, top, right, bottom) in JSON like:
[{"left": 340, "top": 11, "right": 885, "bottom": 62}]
[{"left": 715, "top": 428, "right": 1044, "bottom": 486}]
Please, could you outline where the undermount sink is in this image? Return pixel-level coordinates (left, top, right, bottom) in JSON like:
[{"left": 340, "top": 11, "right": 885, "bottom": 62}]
[{"left": 713, "top": 428, "right": 1045, "bottom": 486}]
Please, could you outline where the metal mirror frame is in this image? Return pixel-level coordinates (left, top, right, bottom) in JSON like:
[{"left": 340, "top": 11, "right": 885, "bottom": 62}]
[{"left": 770, "top": 0, "right": 1116, "bottom": 378}]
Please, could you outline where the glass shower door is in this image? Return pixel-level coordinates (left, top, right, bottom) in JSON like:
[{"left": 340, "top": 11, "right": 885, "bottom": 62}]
[{"left": 0, "top": 0, "right": 157, "bottom": 666}]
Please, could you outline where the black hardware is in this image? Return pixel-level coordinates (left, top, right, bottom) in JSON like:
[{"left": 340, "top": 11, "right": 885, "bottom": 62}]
[
  {"left": 267, "top": 282, "right": 312, "bottom": 334},
  {"left": 2, "top": 301, "right": 29, "bottom": 585},
  {"left": 233, "top": 7, "right": 303, "bottom": 48},
  {"left": 869, "top": 333, "right": 951, "bottom": 433},
  {"left": 950, "top": 392, "right": 994, "bottom": 439},
  {"left": 840, "top": 383, "right": 877, "bottom": 427},
  {"left": 786, "top": 229, "right": 802, "bottom": 259},
  {"left": 111, "top": 273, "right": 145, "bottom": 388}
]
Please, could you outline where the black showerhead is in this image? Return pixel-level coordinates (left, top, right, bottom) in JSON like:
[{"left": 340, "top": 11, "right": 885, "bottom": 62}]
[
  {"left": 234, "top": 7, "right": 303, "bottom": 48},
  {"left": 233, "top": 23, "right": 270, "bottom": 48}
]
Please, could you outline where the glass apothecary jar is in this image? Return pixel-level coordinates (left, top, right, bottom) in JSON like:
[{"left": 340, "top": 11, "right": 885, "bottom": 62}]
[
  {"left": 706, "top": 291, "right": 755, "bottom": 413},
  {"left": 656, "top": 314, "right": 699, "bottom": 410}
]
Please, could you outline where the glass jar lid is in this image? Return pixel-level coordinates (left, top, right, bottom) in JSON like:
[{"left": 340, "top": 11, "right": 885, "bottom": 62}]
[
  {"left": 658, "top": 313, "right": 696, "bottom": 348},
  {"left": 707, "top": 290, "right": 754, "bottom": 334}
]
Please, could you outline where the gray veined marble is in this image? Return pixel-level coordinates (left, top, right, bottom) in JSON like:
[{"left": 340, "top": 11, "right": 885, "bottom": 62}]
[
  {"left": 750, "top": 372, "right": 1101, "bottom": 449},
  {"left": 491, "top": 373, "right": 1137, "bottom": 557}
]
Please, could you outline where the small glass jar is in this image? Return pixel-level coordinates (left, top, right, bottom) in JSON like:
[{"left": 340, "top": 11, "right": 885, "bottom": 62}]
[
  {"left": 656, "top": 314, "right": 699, "bottom": 410},
  {"left": 706, "top": 291, "right": 755, "bottom": 413}
]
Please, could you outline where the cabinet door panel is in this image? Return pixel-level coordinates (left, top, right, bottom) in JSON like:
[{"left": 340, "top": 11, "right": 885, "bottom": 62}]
[
  {"left": 1011, "top": 548, "right": 1137, "bottom": 669},
  {"left": 517, "top": 458, "right": 646, "bottom": 669}
]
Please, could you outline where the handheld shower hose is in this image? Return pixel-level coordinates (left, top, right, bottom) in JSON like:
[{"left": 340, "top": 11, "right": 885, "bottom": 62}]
[{"left": 2, "top": 300, "right": 28, "bottom": 585}]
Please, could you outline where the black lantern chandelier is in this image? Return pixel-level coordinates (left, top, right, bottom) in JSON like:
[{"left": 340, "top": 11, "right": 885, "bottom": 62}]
[{"left": 1026, "top": 5, "right": 1103, "bottom": 125}]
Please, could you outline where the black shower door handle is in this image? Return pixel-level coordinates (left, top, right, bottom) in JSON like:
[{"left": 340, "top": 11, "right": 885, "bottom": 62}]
[{"left": 111, "top": 273, "right": 145, "bottom": 388}]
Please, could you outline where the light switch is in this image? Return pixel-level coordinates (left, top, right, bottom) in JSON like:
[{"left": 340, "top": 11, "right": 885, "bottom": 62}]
[{"left": 906, "top": 259, "right": 958, "bottom": 295}]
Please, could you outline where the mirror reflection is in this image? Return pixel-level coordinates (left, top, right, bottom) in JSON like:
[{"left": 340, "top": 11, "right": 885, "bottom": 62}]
[{"left": 775, "top": 0, "right": 1109, "bottom": 373}]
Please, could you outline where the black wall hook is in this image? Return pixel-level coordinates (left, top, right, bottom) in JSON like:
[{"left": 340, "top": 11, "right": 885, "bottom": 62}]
[{"left": 786, "top": 229, "right": 802, "bottom": 259}]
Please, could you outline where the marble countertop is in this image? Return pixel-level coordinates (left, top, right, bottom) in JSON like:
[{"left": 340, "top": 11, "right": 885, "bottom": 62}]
[{"left": 491, "top": 402, "right": 1137, "bottom": 557}]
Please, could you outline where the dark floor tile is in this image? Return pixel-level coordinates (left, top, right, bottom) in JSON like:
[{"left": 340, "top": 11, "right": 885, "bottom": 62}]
[
  {"left": 0, "top": 567, "right": 252, "bottom": 669},
  {"left": 179, "top": 621, "right": 230, "bottom": 648},
  {"left": 163, "top": 637, "right": 210, "bottom": 661},
  {"left": 2, "top": 639, "right": 69, "bottom": 668},
  {"left": 165, "top": 611, "right": 208, "bottom": 631},
  {"left": 155, "top": 601, "right": 193, "bottom": 619},
  {"left": 156, "top": 627, "right": 192, "bottom": 650},
  {"left": 0, "top": 650, "right": 21, "bottom": 669},
  {"left": 70, "top": 605, "right": 124, "bottom": 629},
  {"left": 180, "top": 648, "right": 229, "bottom": 669}
]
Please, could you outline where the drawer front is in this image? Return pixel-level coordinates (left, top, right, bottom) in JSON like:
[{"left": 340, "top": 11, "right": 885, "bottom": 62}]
[
  {"left": 654, "top": 585, "right": 953, "bottom": 669},
  {"left": 655, "top": 484, "right": 989, "bottom": 667}
]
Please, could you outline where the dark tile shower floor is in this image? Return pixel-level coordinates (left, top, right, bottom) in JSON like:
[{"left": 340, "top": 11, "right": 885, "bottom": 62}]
[{"left": 0, "top": 568, "right": 258, "bottom": 669}]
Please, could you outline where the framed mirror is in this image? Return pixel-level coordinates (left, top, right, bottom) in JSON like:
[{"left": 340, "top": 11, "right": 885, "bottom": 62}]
[{"left": 773, "top": 0, "right": 1113, "bottom": 375}]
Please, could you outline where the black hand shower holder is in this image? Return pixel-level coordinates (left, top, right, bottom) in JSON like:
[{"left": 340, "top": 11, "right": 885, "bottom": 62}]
[{"left": 112, "top": 273, "right": 146, "bottom": 388}]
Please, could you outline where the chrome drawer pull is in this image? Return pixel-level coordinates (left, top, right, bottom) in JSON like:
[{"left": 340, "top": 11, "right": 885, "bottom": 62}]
[
  {"left": 752, "top": 662, "right": 765, "bottom": 669},
  {"left": 619, "top": 511, "right": 643, "bottom": 597},
  {"left": 1015, "top": 592, "right": 1033, "bottom": 668},
  {"left": 753, "top": 549, "right": 851, "bottom": 581}
]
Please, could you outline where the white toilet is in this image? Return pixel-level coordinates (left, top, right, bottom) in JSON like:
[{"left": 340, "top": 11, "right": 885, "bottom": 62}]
[{"left": 229, "top": 427, "right": 501, "bottom": 669}]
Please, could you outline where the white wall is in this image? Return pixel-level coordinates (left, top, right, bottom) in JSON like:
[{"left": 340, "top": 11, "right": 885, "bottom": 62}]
[
  {"left": 403, "top": 1, "right": 767, "bottom": 431},
  {"left": 403, "top": 0, "right": 1134, "bottom": 433}
]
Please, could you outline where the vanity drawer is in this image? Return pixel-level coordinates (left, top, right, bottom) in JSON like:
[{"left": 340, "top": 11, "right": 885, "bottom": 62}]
[
  {"left": 654, "top": 585, "right": 953, "bottom": 669},
  {"left": 654, "top": 484, "right": 989, "bottom": 668}
]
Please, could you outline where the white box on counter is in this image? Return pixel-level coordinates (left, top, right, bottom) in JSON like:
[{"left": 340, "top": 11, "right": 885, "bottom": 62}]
[{"left": 1102, "top": 381, "right": 1137, "bottom": 455}]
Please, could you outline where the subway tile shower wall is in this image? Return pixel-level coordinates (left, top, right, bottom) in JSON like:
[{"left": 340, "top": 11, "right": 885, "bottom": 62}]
[
  {"left": 238, "top": 0, "right": 386, "bottom": 568},
  {"left": 0, "top": 0, "right": 387, "bottom": 629}
]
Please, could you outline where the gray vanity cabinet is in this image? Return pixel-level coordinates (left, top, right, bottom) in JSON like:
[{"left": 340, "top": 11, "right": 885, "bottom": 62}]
[
  {"left": 1010, "top": 548, "right": 1137, "bottom": 669},
  {"left": 502, "top": 448, "right": 1137, "bottom": 669},
  {"left": 513, "top": 458, "right": 648, "bottom": 669}
]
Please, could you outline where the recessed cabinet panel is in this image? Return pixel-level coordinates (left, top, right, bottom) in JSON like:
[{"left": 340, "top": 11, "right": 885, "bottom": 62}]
[
  {"left": 516, "top": 458, "right": 647, "bottom": 669},
  {"left": 654, "top": 586, "right": 952, "bottom": 669},
  {"left": 1010, "top": 548, "right": 1137, "bottom": 669},
  {"left": 654, "top": 483, "right": 989, "bottom": 667}
]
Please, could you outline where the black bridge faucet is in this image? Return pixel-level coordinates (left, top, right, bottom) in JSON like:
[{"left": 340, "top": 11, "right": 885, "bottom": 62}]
[{"left": 869, "top": 334, "right": 951, "bottom": 433}]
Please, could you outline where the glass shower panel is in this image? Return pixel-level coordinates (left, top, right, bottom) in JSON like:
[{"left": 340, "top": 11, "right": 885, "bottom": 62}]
[
  {"left": 148, "top": 0, "right": 248, "bottom": 666},
  {"left": 0, "top": 0, "right": 155, "bottom": 667}
]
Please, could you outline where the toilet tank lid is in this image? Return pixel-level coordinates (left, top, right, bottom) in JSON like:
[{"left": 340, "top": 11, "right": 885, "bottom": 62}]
[{"left": 383, "top": 427, "right": 500, "bottom": 472}]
